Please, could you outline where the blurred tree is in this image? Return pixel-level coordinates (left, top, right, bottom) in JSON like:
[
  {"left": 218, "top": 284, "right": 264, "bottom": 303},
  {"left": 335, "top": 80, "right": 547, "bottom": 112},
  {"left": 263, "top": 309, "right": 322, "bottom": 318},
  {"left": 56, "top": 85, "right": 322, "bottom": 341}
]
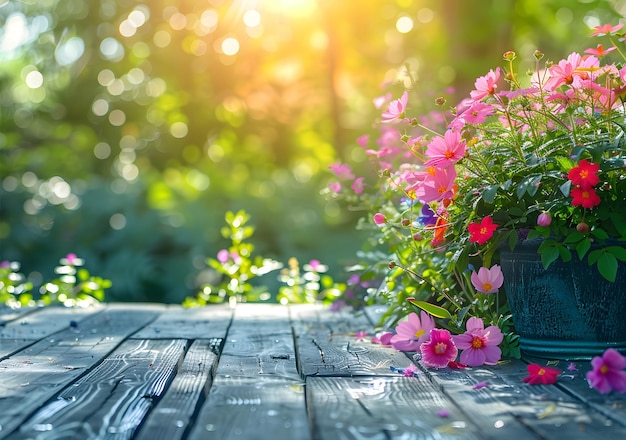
[{"left": 0, "top": 0, "right": 623, "bottom": 302}]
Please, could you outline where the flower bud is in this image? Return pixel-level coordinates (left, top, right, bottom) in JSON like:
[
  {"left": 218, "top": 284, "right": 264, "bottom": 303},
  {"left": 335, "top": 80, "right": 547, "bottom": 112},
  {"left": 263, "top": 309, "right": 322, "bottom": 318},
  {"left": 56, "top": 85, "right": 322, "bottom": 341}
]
[
  {"left": 503, "top": 51, "right": 516, "bottom": 61},
  {"left": 435, "top": 96, "right": 446, "bottom": 106},
  {"left": 576, "top": 222, "right": 590, "bottom": 233},
  {"left": 388, "top": 261, "right": 397, "bottom": 269},
  {"left": 537, "top": 212, "right": 552, "bottom": 227},
  {"left": 401, "top": 218, "right": 410, "bottom": 226},
  {"left": 413, "top": 233, "right": 422, "bottom": 241},
  {"left": 373, "top": 213, "right": 387, "bottom": 225},
  {"left": 533, "top": 50, "right": 544, "bottom": 60}
]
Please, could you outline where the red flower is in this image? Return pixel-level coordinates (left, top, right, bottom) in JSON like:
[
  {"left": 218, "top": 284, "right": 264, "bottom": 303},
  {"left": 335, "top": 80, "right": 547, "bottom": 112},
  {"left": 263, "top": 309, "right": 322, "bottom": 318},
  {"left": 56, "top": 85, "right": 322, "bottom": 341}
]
[
  {"left": 468, "top": 216, "right": 498, "bottom": 245},
  {"left": 522, "top": 363, "right": 561, "bottom": 385},
  {"left": 568, "top": 159, "right": 600, "bottom": 188},
  {"left": 571, "top": 186, "right": 601, "bottom": 208}
]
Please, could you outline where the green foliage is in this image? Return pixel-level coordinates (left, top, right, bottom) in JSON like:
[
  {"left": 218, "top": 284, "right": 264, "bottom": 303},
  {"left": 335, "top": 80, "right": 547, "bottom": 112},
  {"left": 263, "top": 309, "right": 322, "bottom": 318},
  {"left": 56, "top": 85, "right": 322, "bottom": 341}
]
[
  {"left": 0, "top": 261, "right": 33, "bottom": 307},
  {"left": 276, "top": 258, "right": 344, "bottom": 305},
  {"left": 39, "top": 255, "right": 111, "bottom": 306},
  {"left": 1, "top": 255, "right": 110, "bottom": 307}
]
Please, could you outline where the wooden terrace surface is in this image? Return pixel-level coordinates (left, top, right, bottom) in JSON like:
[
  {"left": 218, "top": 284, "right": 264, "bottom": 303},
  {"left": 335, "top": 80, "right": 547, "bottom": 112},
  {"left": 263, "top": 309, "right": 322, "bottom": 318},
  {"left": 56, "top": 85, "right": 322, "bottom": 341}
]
[{"left": 1, "top": 302, "right": 625, "bottom": 439}]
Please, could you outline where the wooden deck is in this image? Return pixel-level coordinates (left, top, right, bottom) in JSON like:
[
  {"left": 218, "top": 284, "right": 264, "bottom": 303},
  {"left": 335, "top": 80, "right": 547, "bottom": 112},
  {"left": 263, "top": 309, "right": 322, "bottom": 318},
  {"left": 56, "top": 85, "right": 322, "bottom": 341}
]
[{"left": 1, "top": 303, "right": 625, "bottom": 440}]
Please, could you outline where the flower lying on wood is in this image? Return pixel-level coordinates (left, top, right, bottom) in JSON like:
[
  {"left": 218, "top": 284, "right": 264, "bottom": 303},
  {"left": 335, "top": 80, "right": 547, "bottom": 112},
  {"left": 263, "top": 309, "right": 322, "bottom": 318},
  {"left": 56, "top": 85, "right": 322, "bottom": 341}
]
[
  {"left": 452, "top": 317, "right": 503, "bottom": 366},
  {"left": 420, "top": 329, "right": 458, "bottom": 369},
  {"left": 522, "top": 363, "right": 562, "bottom": 385},
  {"left": 586, "top": 348, "right": 626, "bottom": 394}
]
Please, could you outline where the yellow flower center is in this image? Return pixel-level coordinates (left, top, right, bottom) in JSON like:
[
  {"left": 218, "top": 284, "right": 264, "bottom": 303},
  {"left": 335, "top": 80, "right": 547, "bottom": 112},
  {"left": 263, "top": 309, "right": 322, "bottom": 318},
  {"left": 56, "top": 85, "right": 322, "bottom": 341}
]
[
  {"left": 481, "top": 282, "right": 493, "bottom": 292},
  {"left": 471, "top": 337, "right": 484, "bottom": 349},
  {"left": 600, "top": 365, "right": 609, "bottom": 374},
  {"left": 415, "top": 329, "right": 425, "bottom": 338},
  {"left": 537, "top": 368, "right": 546, "bottom": 376}
]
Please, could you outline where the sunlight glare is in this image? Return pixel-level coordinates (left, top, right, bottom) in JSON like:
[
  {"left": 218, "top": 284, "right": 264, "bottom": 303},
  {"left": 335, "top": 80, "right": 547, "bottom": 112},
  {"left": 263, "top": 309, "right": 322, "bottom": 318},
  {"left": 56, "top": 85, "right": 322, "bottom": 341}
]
[{"left": 264, "top": 0, "right": 317, "bottom": 16}]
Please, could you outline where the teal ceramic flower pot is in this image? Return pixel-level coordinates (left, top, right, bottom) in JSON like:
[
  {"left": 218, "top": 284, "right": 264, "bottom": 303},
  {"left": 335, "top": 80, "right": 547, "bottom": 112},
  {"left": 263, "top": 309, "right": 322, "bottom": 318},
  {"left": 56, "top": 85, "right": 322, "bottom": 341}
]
[{"left": 499, "top": 239, "right": 626, "bottom": 360}]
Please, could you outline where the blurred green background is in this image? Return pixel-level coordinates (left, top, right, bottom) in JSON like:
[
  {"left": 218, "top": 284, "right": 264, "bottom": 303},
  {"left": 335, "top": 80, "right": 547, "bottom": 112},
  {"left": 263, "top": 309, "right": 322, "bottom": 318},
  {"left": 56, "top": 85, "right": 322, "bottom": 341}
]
[{"left": 1, "top": 0, "right": 623, "bottom": 303}]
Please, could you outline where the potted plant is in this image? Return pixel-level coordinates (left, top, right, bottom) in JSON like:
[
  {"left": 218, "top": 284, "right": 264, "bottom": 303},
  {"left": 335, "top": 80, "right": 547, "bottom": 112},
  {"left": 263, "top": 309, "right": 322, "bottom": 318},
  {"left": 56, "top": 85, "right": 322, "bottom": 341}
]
[{"left": 328, "top": 23, "right": 626, "bottom": 360}]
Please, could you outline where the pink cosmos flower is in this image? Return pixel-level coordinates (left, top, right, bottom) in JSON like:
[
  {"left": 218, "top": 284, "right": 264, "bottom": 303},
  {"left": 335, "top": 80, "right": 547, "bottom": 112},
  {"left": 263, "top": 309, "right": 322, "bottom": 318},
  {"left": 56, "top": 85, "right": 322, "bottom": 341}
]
[
  {"left": 420, "top": 328, "right": 458, "bottom": 369},
  {"left": 412, "top": 166, "right": 457, "bottom": 203},
  {"left": 585, "top": 44, "right": 617, "bottom": 57},
  {"left": 328, "top": 182, "right": 341, "bottom": 193},
  {"left": 328, "top": 163, "right": 355, "bottom": 180},
  {"left": 424, "top": 130, "right": 467, "bottom": 168},
  {"left": 591, "top": 23, "right": 624, "bottom": 37},
  {"left": 471, "top": 265, "right": 504, "bottom": 294},
  {"left": 586, "top": 349, "right": 626, "bottom": 394},
  {"left": 449, "top": 102, "right": 494, "bottom": 129},
  {"left": 356, "top": 134, "right": 369, "bottom": 147},
  {"left": 452, "top": 317, "right": 503, "bottom": 366},
  {"left": 390, "top": 311, "right": 435, "bottom": 352},
  {"left": 351, "top": 177, "right": 364, "bottom": 195},
  {"left": 381, "top": 91, "right": 408, "bottom": 123},
  {"left": 470, "top": 67, "right": 501, "bottom": 101}
]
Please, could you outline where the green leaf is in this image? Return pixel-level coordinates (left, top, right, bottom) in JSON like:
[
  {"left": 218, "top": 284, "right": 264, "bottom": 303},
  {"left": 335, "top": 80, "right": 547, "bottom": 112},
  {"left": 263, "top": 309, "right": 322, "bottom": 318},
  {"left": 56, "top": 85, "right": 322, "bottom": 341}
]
[
  {"left": 558, "top": 246, "right": 572, "bottom": 262},
  {"left": 482, "top": 185, "right": 498, "bottom": 204},
  {"left": 576, "top": 239, "right": 591, "bottom": 260},
  {"left": 597, "top": 252, "right": 618, "bottom": 282},
  {"left": 559, "top": 180, "right": 572, "bottom": 197},
  {"left": 407, "top": 298, "right": 452, "bottom": 319},
  {"left": 541, "top": 246, "right": 560, "bottom": 268},
  {"left": 608, "top": 245, "right": 626, "bottom": 262}
]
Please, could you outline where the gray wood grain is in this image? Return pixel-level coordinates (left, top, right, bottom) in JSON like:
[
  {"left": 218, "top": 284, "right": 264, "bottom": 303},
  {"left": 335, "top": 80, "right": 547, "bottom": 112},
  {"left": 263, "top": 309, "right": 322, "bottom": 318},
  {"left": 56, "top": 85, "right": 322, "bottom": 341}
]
[
  {"left": 421, "top": 358, "right": 626, "bottom": 439},
  {"left": 131, "top": 304, "right": 233, "bottom": 340},
  {"left": 0, "top": 305, "right": 162, "bottom": 439},
  {"left": 15, "top": 338, "right": 186, "bottom": 440},
  {"left": 134, "top": 338, "right": 222, "bottom": 440},
  {"left": 291, "top": 305, "right": 415, "bottom": 376},
  {"left": 187, "top": 377, "right": 310, "bottom": 440},
  {"left": 308, "top": 376, "right": 483, "bottom": 440}
]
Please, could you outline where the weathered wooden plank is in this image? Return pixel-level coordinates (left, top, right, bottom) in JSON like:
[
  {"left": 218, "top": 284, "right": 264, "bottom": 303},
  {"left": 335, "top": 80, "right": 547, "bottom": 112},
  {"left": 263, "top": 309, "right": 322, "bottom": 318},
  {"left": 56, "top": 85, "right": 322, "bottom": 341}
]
[
  {"left": 0, "top": 305, "right": 40, "bottom": 325},
  {"left": 131, "top": 304, "right": 233, "bottom": 340},
  {"left": 291, "top": 305, "right": 414, "bottom": 376},
  {"left": 420, "top": 358, "right": 626, "bottom": 439},
  {"left": 308, "top": 376, "right": 484, "bottom": 440},
  {"left": 187, "top": 377, "right": 310, "bottom": 440},
  {"left": 0, "top": 305, "right": 163, "bottom": 439},
  {"left": 186, "top": 303, "right": 309, "bottom": 440},
  {"left": 14, "top": 338, "right": 186, "bottom": 440},
  {"left": 0, "top": 305, "right": 104, "bottom": 359},
  {"left": 134, "top": 338, "right": 222, "bottom": 440},
  {"left": 551, "top": 359, "right": 626, "bottom": 428},
  {"left": 215, "top": 303, "right": 299, "bottom": 381}
]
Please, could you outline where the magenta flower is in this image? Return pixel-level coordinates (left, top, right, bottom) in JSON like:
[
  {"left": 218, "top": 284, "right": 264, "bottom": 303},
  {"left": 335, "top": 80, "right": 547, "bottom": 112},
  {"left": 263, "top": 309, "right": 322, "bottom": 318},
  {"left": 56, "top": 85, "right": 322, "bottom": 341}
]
[
  {"left": 420, "top": 328, "right": 458, "bottom": 369},
  {"left": 381, "top": 91, "right": 408, "bottom": 123},
  {"left": 470, "top": 265, "right": 504, "bottom": 294},
  {"left": 537, "top": 212, "right": 552, "bottom": 227},
  {"left": 424, "top": 130, "right": 467, "bottom": 168},
  {"left": 373, "top": 213, "right": 387, "bottom": 225},
  {"left": 372, "top": 331, "right": 394, "bottom": 346},
  {"left": 356, "top": 134, "right": 369, "bottom": 147},
  {"left": 403, "top": 364, "right": 418, "bottom": 377},
  {"left": 452, "top": 317, "right": 503, "bottom": 366},
  {"left": 354, "top": 331, "right": 368, "bottom": 341},
  {"left": 328, "top": 163, "right": 355, "bottom": 180},
  {"left": 586, "top": 349, "right": 626, "bottom": 394},
  {"left": 390, "top": 311, "right": 435, "bottom": 352}
]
